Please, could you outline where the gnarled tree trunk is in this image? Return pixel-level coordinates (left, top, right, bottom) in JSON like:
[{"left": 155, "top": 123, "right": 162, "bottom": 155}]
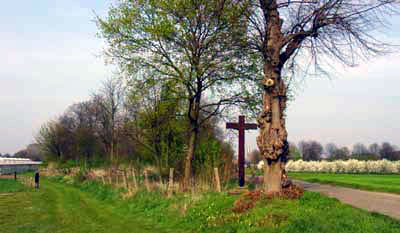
[{"left": 257, "top": 0, "right": 289, "bottom": 193}]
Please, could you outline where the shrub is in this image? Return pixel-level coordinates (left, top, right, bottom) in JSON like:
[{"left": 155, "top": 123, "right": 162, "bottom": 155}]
[{"left": 286, "top": 159, "right": 400, "bottom": 174}]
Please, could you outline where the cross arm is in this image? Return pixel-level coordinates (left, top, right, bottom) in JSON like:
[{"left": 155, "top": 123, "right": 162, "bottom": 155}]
[
  {"left": 226, "top": 122, "right": 239, "bottom": 130},
  {"left": 244, "top": 123, "right": 258, "bottom": 130}
]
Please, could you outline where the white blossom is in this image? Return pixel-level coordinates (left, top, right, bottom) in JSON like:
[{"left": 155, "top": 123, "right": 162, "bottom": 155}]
[{"left": 284, "top": 160, "right": 400, "bottom": 174}]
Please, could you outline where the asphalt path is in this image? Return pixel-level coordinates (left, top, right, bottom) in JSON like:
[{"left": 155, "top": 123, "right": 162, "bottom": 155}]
[{"left": 294, "top": 180, "right": 400, "bottom": 220}]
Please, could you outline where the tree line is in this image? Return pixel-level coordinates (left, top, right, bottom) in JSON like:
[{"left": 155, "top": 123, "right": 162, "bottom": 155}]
[
  {"left": 35, "top": 78, "right": 235, "bottom": 183},
  {"left": 248, "top": 141, "right": 400, "bottom": 164}
]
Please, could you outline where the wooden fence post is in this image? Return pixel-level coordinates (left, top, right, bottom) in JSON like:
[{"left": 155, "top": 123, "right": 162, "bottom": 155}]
[
  {"left": 123, "top": 170, "right": 129, "bottom": 190},
  {"left": 144, "top": 170, "right": 150, "bottom": 192},
  {"left": 159, "top": 174, "right": 164, "bottom": 191},
  {"left": 108, "top": 168, "right": 112, "bottom": 185},
  {"left": 214, "top": 167, "right": 221, "bottom": 193},
  {"left": 131, "top": 168, "right": 138, "bottom": 189},
  {"left": 116, "top": 171, "right": 119, "bottom": 187},
  {"left": 168, "top": 168, "right": 174, "bottom": 197}
]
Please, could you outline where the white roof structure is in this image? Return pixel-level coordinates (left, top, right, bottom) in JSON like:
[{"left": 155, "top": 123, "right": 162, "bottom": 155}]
[{"left": 0, "top": 158, "right": 42, "bottom": 165}]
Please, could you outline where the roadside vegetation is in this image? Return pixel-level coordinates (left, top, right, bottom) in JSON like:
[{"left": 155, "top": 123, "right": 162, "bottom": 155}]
[
  {"left": 289, "top": 172, "right": 400, "bottom": 194},
  {"left": 0, "top": 179, "right": 26, "bottom": 193},
  {"left": 1, "top": 176, "right": 399, "bottom": 233}
]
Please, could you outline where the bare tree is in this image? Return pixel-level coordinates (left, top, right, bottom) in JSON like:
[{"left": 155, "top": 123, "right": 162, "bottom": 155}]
[
  {"left": 95, "top": 78, "right": 125, "bottom": 162},
  {"left": 245, "top": 0, "right": 399, "bottom": 192},
  {"left": 380, "top": 142, "right": 395, "bottom": 160},
  {"left": 300, "top": 140, "right": 323, "bottom": 161},
  {"left": 331, "top": 146, "right": 350, "bottom": 160},
  {"left": 369, "top": 143, "right": 381, "bottom": 156},
  {"left": 325, "top": 143, "right": 338, "bottom": 158},
  {"left": 352, "top": 143, "right": 369, "bottom": 155}
]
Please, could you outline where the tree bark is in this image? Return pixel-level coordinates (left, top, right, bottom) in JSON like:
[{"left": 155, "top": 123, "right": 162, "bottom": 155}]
[
  {"left": 108, "top": 168, "right": 112, "bottom": 185},
  {"left": 144, "top": 170, "right": 150, "bottom": 192},
  {"left": 168, "top": 167, "right": 174, "bottom": 197},
  {"left": 214, "top": 167, "right": 221, "bottom": 193},
  {"left": 263, "top": 159, "right": 282, "bottom": 192},
  {"left": 110, "top": 142, "right": 114, "bottom": 162},
  {"left": 131, "top": 167, "right": 138, "bottom": 189},
  {"left": 123, "top": 170, "right": 128, "bottom": 189},
  {"left": 183, "top": 129, "right": 198, "bottom": 191},
  {"left": 257, "top": 0, "right": 289, "bottom": 193}
]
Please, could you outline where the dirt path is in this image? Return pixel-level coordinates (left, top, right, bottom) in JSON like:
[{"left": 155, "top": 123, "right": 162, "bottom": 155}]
[{"left": 295, "top": 180, "right": 400, "bottom": 220}]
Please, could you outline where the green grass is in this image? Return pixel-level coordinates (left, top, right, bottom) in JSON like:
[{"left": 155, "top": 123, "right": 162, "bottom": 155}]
[
  {"left": 289, "top": 172, "right": 400, "bottom": 194},
  {"left": 0, "top": 176, "right": 399, "bottom": 233},
  {"left": 0, "top": 178, "right": 171, "bottom": 233},
  {"left": 0, "top": 179, "right": 26, "bottom": 193}
]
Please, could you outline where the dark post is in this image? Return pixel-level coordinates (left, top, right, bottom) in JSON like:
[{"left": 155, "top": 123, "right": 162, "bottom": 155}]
[
  {"left": 14, "top": 171, "right": 17, "bottom": 181},
  {"left": 238, "top": 116, "right": 245, "bottom": 187},
  {"left": 35, "top": 172, "right": 39, "bottom": 189},
  {"left": 226, "top": 115, "right": 258, "bottom": 187}
]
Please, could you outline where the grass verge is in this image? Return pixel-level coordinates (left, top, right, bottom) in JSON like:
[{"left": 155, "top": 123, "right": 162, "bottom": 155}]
[
  {"left": 0, "top": 176, "right": 399, "bottom": 233},
  {"left": 0, "top": 179, "right": 26, "bottom": 193},
  {"left": 289, "top": 172, "right": 400, "bottom": 194}
]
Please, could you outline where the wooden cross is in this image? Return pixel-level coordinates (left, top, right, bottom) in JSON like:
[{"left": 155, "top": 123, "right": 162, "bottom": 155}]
[{"left": 226, "top": 115, "right": 258, "bottom": 187}]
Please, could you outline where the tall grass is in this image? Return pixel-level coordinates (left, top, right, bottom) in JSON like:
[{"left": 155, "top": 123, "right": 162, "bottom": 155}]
[
  {"left": 47, "top": 174, "right": 400, "bottom": 233},
  {"left": 0, "top": 179, "right": 26, "bottom": 193}
]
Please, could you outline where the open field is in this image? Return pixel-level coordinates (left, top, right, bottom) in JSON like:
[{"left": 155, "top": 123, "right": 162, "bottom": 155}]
[
  {"left": 0, "top": 177, "right": 400, "bottom": 233},
  {"left": 289, "top": 172, "right": 400, "bottom": 194}
]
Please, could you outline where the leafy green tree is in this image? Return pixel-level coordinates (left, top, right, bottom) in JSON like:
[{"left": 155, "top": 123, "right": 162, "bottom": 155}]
[
  {"left": 126, "top": 80, "right": 187, "bottom": 177},
  {"left": 36, "top": 120, "right": 71, "bottom": 161},
  {"left": 97, "top": 0, "right": 258, "bottom": 189}
]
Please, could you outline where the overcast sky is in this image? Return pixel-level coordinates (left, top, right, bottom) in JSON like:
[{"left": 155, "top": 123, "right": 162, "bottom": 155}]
[{"left": 1, "top": 1, "right": 400, "bottom": 154}]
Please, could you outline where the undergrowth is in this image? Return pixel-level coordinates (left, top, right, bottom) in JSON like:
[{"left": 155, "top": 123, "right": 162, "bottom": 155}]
[{"left": 47, "top": 175, "right": 400, "bottom": 233}]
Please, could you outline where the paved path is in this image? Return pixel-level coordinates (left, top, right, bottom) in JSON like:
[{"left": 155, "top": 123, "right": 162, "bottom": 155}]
[{"left": 295, "top": 180, "right": 400, "bottom": 220}]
